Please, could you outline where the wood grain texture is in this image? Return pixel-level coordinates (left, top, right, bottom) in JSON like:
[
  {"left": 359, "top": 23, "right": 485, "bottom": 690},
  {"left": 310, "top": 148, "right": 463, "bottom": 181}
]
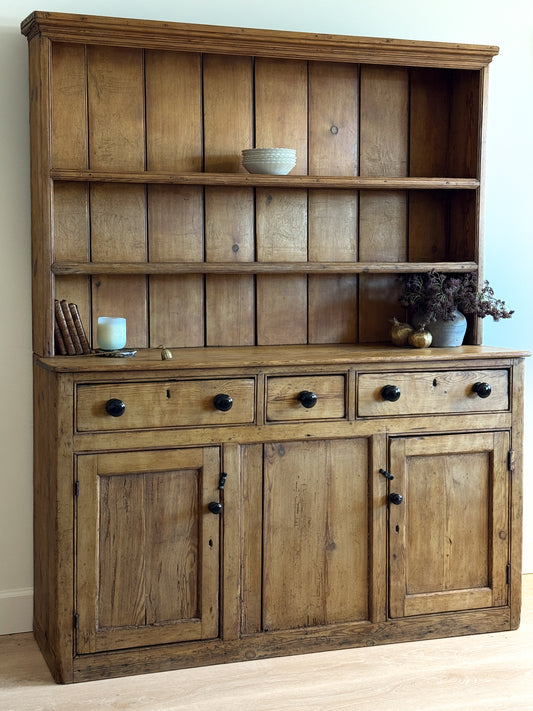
[
  {"left": 76, "top": 378, "right": 256, "bottom": 431},
  {"left": 51, "top": 42, "right": 87, "bottom": 169},
  {"left": 266, "top": 375, "right": 346, "bottom": 421},
  {"left": 87, "top": 45, "right": 144, "bottom": 171},
  {"left": 149, "top": 274, "right": 204, "bottom": 348},
  {"left": 52, "top": 171, "right": 480, "bottom": 189},
  {"left": 307, "top": 62, "right": 359, "bottom": 343},
  {"left": 357, "top": 368, "right": 509, "bottom": 416},
  {"left": 145, "top": 50, "right": 202, "bottom": 172},
  {"left": 203, "top": 55, "right": 255, "bottom": 344},
  {"left": 29, "top": 35, "right": 55, "bottom": 356},
  {"left": 262, "top": 439, "right": 369, "bottom": 631}
]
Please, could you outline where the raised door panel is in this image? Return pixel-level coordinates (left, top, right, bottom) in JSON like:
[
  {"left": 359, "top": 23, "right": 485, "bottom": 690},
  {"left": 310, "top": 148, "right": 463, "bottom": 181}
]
[
  {"left": 262, "top": 438, "right": 370, "bottom": 631},
  {"left": 389, "top": 432, "right": 509, "bottom": 618},
  {"left": 76, "top": 448, "right": 220, "bottom": 653}
]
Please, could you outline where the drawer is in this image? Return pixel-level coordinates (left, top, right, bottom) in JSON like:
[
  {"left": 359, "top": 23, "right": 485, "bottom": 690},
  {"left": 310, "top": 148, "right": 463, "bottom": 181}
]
[
  {"left": 76, "top": 378, "right": 255, "bottom": 431},
  {"left": 357, "top": 369, "right": 509, "bottom": 417},
  {"left": 266, "top": 375, "right": 346, "bottom": 422}
]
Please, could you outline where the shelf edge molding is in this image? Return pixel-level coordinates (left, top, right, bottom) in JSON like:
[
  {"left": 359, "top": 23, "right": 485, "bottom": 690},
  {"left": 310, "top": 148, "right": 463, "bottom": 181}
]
[
  {"left": 52, "top": 261, "right": 480, "bottom": 276},
  {"left": 49, "top": 171, "right": 480, "bottom": 190},
  {"left": 21, "top": 11, "right": 498, "bottom": 70}
]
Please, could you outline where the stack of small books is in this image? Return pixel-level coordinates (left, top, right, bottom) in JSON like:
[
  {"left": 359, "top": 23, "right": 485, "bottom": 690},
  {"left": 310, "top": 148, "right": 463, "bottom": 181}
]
[{"left": 54, "top": 300, "right": 91, "bottom": 355}]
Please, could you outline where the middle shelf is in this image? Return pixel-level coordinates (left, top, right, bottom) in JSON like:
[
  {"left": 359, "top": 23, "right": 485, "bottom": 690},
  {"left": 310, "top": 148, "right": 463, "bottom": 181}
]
[
  {"left": 50, "top": 170, "right": 480, "bottom": 190},
  {"left": 52, "top": 261, "right": 479, "bottom": 275}
]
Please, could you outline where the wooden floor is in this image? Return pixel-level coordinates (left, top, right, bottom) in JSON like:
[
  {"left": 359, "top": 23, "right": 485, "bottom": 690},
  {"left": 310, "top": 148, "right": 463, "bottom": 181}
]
[{"left": 1, "top": 576, "right": 532, "bottom": 711}]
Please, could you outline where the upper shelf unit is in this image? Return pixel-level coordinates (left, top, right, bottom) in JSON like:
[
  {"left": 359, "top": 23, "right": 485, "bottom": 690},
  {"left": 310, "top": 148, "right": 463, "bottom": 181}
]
[{"left": 22, "top": 12, "right": 499, "bottom": 355}]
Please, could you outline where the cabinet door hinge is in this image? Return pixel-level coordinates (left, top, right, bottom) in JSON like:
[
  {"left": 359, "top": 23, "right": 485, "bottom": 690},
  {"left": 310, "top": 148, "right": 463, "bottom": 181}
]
[
  {"left": 508, "top": 450, "right": 515, "bottom": 472},
  {"left": 74, "top": 612, "right": 79, "bottom": 629},
  {"left": 506, "top": 563, "right": 511, "bottom": 585},
  {"left": 74, "top": 480, "right": 80, "bottom": 497}
]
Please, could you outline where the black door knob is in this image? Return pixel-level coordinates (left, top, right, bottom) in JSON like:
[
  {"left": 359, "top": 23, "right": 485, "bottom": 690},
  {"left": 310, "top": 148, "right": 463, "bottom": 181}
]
[
  {"left": 105, "top": 398, "right": 126, "bottom": 417},
  {"left": 297, "top": 390, "right": 318, "bottom": 409},
  {"left": 389, "top": 492, "right": 403, "bottom": 505},
  {"left": 381, "top": 385, "right": 401, "bottom": 402},
  {"left": 472, "top": 382, "right": 492, "bottom": 399},
  {"left": 208, "top": 501, "right": 222, "bottom": 515},
  {"left": 213, "top": 393, "right": 233, "bottom": 411}
]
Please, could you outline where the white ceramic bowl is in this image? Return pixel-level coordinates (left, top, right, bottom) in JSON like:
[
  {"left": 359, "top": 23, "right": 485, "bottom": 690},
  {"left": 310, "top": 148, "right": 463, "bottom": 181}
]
[{"left": 242, "top": 148, "right": 297, "bottom": 175}]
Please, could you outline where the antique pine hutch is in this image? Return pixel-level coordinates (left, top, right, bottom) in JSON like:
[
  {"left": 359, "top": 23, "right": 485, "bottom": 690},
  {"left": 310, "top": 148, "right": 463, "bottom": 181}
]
[{"left": 21, "top": 11, "right": 526, "bottom": 683}]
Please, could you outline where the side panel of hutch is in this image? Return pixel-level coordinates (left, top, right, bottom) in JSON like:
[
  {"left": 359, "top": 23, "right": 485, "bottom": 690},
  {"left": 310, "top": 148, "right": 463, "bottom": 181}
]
[{"left": 22, "top": 11, "right": 526, "bottom": 683}]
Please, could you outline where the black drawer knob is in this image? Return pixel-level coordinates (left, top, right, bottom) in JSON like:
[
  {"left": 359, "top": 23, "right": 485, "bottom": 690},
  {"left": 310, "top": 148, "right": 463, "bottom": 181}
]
[
  {"left": 297, "top": 390, "right": 318, "bottom": 409},
  {"left": 381, "top": 385, "right": 401, "bottom": 402},
  {"left": 208, "top": 501, "right": 222, "bottom": 515},
  {"left": 213, "top": 393, "right": 233, "bottom": 411},
  {"left": 105, "top": 398, "right": 126, "bottom": 417},
  {"left": 389, "top": 492, "right": 403, "bottom": 505},
  {"left": 472, "top": 382, "right": 492, "bottom": 399}
]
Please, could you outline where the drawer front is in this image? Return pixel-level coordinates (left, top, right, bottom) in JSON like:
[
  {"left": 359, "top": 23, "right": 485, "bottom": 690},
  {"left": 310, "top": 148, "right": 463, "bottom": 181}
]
[
  {"left": 357, "top": 369, "right": 509, "bottom": 417},
  {"left": 266, "top": 375, "right": 346, "bottom": 422},
  {"left": 76, "top": 378, "right": 255, "bottom": 431}
]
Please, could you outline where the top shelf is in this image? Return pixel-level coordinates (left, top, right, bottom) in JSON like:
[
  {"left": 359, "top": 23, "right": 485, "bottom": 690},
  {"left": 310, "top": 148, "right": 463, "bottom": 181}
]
[{"left": 50, "top": 170, "right": 480, "bottom": 190}]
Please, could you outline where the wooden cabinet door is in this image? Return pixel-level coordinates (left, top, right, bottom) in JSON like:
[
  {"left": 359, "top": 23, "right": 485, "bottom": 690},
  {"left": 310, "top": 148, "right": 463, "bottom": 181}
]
[
  {"left": 76, "top": 447, "right": 221, "bottom": 654},
  {"left": 389, "top": 432, "right": 510, "bottom": 618},
  {"left": 262, "top": 438, "right": 370, "bottom": 632}
]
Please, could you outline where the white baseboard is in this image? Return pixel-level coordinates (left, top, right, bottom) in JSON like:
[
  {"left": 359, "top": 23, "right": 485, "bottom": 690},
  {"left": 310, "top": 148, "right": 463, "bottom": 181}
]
[{"left": 0, "top": 587, "right": 33, "bottom": 635}]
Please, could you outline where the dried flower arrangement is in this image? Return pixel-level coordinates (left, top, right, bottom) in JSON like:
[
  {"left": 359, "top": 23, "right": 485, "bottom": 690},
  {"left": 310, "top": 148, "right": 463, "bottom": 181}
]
[{"left": 400, "top": 270, "right": 514, "bottom": 328}]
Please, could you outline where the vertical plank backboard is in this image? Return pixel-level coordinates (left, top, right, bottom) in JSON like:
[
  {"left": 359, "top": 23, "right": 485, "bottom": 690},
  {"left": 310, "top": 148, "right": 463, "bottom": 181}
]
[
  {"left": 51, "top": 43, "right": 87, "bottom": 169},
  {"left": 145, "top": 50, "right": 204, "bottom": 346},
  {"left": 92, "top": 275, "right": 149, "bottom": 348},
  {"left": 87, "top": 45, "right": 148, "bottom": 347},
  {"left": 145, "top": 50, "right": 202, "bottom": 172},
  {"left": 255, "top": 188, "right": 308, "bottom": 345},
  {"left": 409, "top": 68, "right": 452, "bottom": 263},
  {"left": 204, "top": 55, "right": 255, "bottom": 345},
  {"left": 51, "top": 43, "right": 90, "bottom": 352},
  {"left": 410, "top": 68, "right": 452, "bottom": 177},
  {"left": 87, "top": 45, "right": 145, "bottom": 171},
  {"left": 408, "top": 192, "right": 449, "bottom": 262},
  {"left": 359, "top": 66, "right": 409, "bottom": 342},
  {"left": 449, "top": 70, "right": 480, "bottom": 178},
  {"left": 149, "top": 275, "right": 204, "bottom": 348},
  {"left": 255, "top": 58, "right": 308, "bottom": 345},
  {"left": 308, "top": 276, "right": 357, "bottom": 344},
  {"left": 308, "top": 61, "right": 359, "bottom": 343}
]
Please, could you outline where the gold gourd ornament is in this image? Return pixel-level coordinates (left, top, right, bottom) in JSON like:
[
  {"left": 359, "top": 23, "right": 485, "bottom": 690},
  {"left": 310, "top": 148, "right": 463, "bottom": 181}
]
[
  {"left": 390, "top": 317, "right": 414, "bottom": 346},
  {"left": 408, "top": 326, "right": 432, "bottom": 348},
  {"left": 159, "top": 345, "right": 173, "bottom": 360}
]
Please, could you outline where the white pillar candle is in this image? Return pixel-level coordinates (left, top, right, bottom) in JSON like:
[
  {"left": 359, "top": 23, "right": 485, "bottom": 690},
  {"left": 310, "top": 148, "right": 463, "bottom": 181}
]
[{"left": 97, "top": 317, "right": 127, "bottom": 350}]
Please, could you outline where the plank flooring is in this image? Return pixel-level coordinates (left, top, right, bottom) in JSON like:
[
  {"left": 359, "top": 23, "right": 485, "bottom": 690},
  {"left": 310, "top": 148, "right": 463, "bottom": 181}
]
[{"left": 1, "top": 575, "right": 532, "bottom": 710}]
